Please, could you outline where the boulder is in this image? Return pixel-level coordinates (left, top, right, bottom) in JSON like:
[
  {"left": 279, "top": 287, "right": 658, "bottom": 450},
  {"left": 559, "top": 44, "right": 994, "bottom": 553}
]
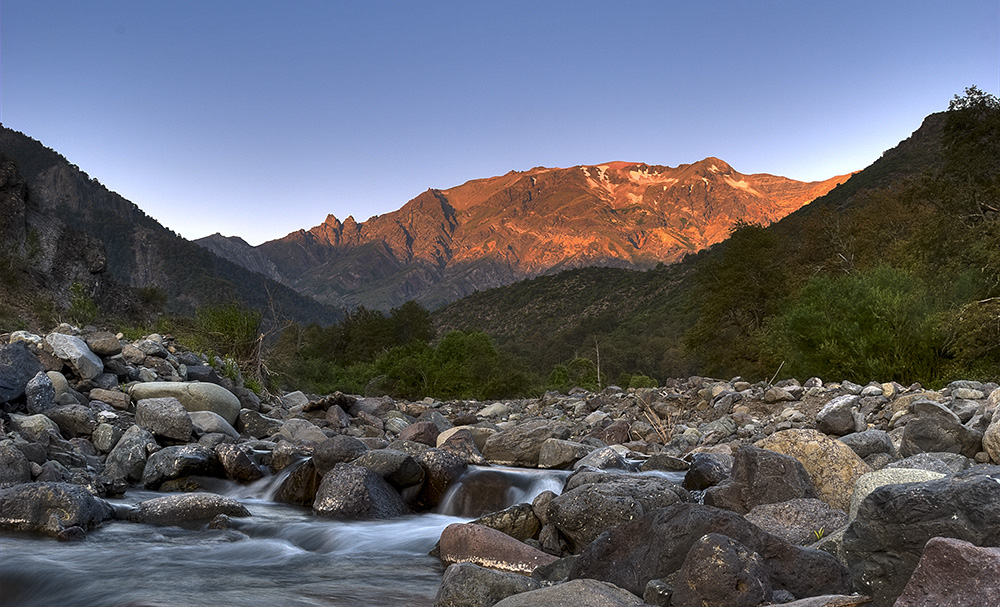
[
  {"left": 215, "top": 443, "right": 264, "bottom": 483},
  {"left": 351, "top": 449, "right": 425, "bottom": 491},
  {"left": 704, "top": 445, "right": 816, "bottom": 514},
  {"left": 980, "top": 412, "right": 1000, "bottom": 464},
  {"left": 848, "top": 468, "right": 945, "bottom": 519},
  {"left": 236, "top": 409, "right": 282, "bottom": 439},
  {"left": 189, "top": 410, "right": 239, "bottom": 439},
  {"left": 135, "top": 397, "right": 193, "bottom": 441},
  {"left": 88, "top": 387, "right": 131, "bottom": 411},
  {"left": 44, "top": 404, "right": 98, "bottom": 438},
  {"left": 437, "top": 427, "right": 488, "bottom": 465},
  {"left": 672, "top": 533, "right": 772, "bottom": 607},
  {"left": 313, "top": 435, "right": 370, "bottom": 477},
  {"left": 492, "top": 578, "right": 645, "bottom": 607},
  {"left": 837, "top": 429, "right": 896, "bottom": 461},
  {"left": 843, "top": 466, "right": 1000, "bottom": 607},
  {"left": 274, "top": 459, "right": 321, "bottom": 506},
  {"left": 45, "top": 333, "right": 103, "bottom": 380},
  {"left": 682, "top": 452, "right": 733, "bottom": 490},
  {"left": 885, "top": 452, "right": 973, "bottom": 475},
  {"left": 756, "top": 429, "right": 871, "bottom": 511},
  {"left": 433, "top": 562, "right": 541, "bottom": 607},
  {"left": 98, "top": 425, "right": 159, "bottom": 494},
  {"left": 483, "top": 420, "right": 571, "bottom": 467},
  {"left": 0, "top": 482, "right": 114, "bottom": 536},
  {"left": 128, "top": 381, "right": 240, "bottom": 425},
  {"left": 141, "top": 444, "right": 220, "bottom": 489},
  {"left": 547, "top": 470, "right": 688, "bottom": 553},
  {"left": 572, "top": 445, "right": 633, "bottom": 471},
  {"left": 276, "top": 418, "right": 328, "bottom": 444},
  {"left": 312, "top": 463, "right": 408, "bottom": 519},
  {"left": 745, "top": 498, "right": 849, "bottom": 546},
  {"left": 9, "top": 413, "right": 62, "bottom": 442},
  {"left": 0, "top": 341, "right": 44, "bottom": 404},
  {"left": 472, "top": 503, "right": 541, "bottom": 542},
  {"left": 415, "top": 448, "right": 467, "bottom": 510},
  {"left": 815, "top": 395, "right": 861, "bottom": 436},
  {"left": 399, "top": 420, "right": 440, "bottom": 446},
  {"left": 0, "top": 441, "right": 31, "bottom": 487},
  {"left": 893, "top": 537, "right": 1000, "bottom": 607},
  {"left": 899, "top": 415, "right": 982, "bottom": 459},
  {"left": 24, "top": 371, "right": 55, "bottom": 414},
  {"left": 83, "top": 331, "right": 122, "bottom": 356},
  {"left": 127, "top": 492, "right": 250, "bottom": 526},
  {"left": 570, "top": 503, "right": 851, "bottom": 599},
  {"left": 91, "top": 423, "right": 122, "bottom": 453},
  {"left": 439, "top": 522, "right": 558, "bottom": 574},
  {"left": 538, "top": 438, "right": 592, "bottom": 469}
]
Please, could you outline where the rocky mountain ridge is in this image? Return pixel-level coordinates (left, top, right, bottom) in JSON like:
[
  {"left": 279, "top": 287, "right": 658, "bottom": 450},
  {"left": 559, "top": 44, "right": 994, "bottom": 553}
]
[
  {"left": 0, "top": 126, "right": 338, "bottom": 326},
  {"left": 201, "top": 159, "right": 850, "bottom": 310}
]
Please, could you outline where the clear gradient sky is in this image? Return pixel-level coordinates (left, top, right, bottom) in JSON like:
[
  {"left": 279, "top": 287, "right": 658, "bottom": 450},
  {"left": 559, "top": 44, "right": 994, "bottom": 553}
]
[{"left": 2, "top": 1, "right": 998, "bottom": 245}]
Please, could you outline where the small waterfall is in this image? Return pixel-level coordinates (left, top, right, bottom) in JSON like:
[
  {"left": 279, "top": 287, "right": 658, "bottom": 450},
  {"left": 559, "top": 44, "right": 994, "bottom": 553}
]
[
  {"left": 196, "top": 455, "right": 309, "bottom": 502},
  {"left": 436, "top": 466, "right": 572, "bottom": 517}
]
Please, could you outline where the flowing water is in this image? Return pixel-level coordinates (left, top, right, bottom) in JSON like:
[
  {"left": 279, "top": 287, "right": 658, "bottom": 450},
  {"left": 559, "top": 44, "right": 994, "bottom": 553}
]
[{"left": 0, "top": 465, "right": 577, "bottom": 607}]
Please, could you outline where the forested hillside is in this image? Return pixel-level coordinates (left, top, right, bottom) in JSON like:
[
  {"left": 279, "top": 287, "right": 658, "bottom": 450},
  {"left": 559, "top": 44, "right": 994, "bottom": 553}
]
[{"left": 434, "top": 88, "right": 1000, "bottom": 390}]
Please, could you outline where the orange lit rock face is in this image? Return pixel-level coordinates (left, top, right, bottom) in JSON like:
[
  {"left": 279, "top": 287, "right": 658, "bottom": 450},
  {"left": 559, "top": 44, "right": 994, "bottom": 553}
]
[{"left": 257, "top": 159, "right": 850, "bottom": 310}]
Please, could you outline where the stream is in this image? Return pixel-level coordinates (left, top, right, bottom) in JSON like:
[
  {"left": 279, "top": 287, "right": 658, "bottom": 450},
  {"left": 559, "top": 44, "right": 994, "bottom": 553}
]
[{"left": 0, "top": 466, "right": 579, "bottom": 607}]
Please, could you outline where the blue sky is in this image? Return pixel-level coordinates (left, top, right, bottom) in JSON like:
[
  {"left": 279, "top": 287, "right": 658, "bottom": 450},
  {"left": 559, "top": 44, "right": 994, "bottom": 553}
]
[{"left": 2, "top": 1, "right": 998, "bottom": 245}]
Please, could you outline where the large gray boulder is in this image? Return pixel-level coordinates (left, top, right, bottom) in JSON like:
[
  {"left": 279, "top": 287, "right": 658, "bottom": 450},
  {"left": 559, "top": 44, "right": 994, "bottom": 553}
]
[
  {"left": 24, "top": 371, "right": 55, "bottom": 414},
  {"left": 842, "top": 466, "right": 1000, "bottom": 607},
  {"left": 351, "top": 449, "right": 424, "bottom": 492},
  {"left": 0, "top": 482, "right": 115, "bottom": 536},
  {"left": 98, "top": 425, "right": 159, "bottom": 495},
  {"left": 815, "top": 395, "right": 861, "bottom": 436},
  {"left": 141, "top": 444, "right": 220, "bottom": 489},
  {"left": 128, "top": 381, "right": 240, "bottom": 425},
  {"left": 135, "top": 397, "right": 193, "bottom": 441},
  {"left": 703, "top": 445, "right": 816, "bottom": 514},
  {"left": 0, "top": 441, "right": 31, "bottom": 487},
  {"left": 899, "top": 414, "right": 982, "bottom": 459},
  {"left": 0, "top": 341, "right": 43, "bottom": 404},
  {"left": 672, "top": 533, "right": 772, "bottom": 607},
  {"left": 312, "top": 463, "right": 408, "bottom": 519},
  {"left": 415, "top": 448, "right": 468, "bottom": 510},
  {"left": 45, "top": 333, "right": 103, "bottom": 380},
  {"left": 744, "top": 498, "right": 849, "bottom": 546},
  {"left": 215, "top": 443, "right": 264, "bottom": 483},
  {"left": 9, "top": 413, "right": 62, "bottom": 442},
  {"left": 44, "top": 404, "right": 98, "bottom": 438},
  {"left": 547, "top": 470, "right": 689, "bottom": 553},
  {"left": 313, "top": 434, "right": 369, "bottom": 476},
  {"left": 492, "top": 579, "right": 645, "bottom": 607},
  {"left": 434, "top": 562, "right": 541, "bottom": 607},
  {"left": 570, "top": 503, "right": 851, "bottom": 599},
  {"left": 188, "top": 410, "right": 239, "bottom": 439},
  {"left": 483, "top": 420, "right": 571, "bottom": 467},
  {"left": 126, "top": 492, "right": 250, "bottom": 526},
  {"left": 847, "top": 467, "right": 945, "bottom": 520}
]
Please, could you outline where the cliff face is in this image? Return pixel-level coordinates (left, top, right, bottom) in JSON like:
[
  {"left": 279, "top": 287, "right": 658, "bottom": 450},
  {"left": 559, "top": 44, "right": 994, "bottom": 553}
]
[
  {"left": 256, "top": 159, "right": 851, "bottom": 310},
  {"left": 0, "top": 126, "right": 339, "bottom": 325}
]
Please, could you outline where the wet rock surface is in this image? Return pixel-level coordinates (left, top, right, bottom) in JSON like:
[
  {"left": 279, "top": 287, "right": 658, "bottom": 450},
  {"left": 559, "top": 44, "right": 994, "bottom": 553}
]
[{"left": 2, "top": 326, "right": 999, "bottom": 605}]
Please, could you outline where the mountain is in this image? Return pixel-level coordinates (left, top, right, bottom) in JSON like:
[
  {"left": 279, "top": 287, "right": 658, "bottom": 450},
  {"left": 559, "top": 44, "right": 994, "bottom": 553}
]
[
  {"left": 0, "top": 125, "right": 339, "bottom": 327},
  {"left": 433, "top": 108, "right": 994, "bottom": 386},
  {"left": 220, "top": 160, "right": 849, "bottom": 311}
]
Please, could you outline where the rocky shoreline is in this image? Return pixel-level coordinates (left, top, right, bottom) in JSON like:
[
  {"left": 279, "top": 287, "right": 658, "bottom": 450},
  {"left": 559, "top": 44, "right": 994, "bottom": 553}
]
[{"left": 2, "top": 325, "right": 1000, "bottom": 607}]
